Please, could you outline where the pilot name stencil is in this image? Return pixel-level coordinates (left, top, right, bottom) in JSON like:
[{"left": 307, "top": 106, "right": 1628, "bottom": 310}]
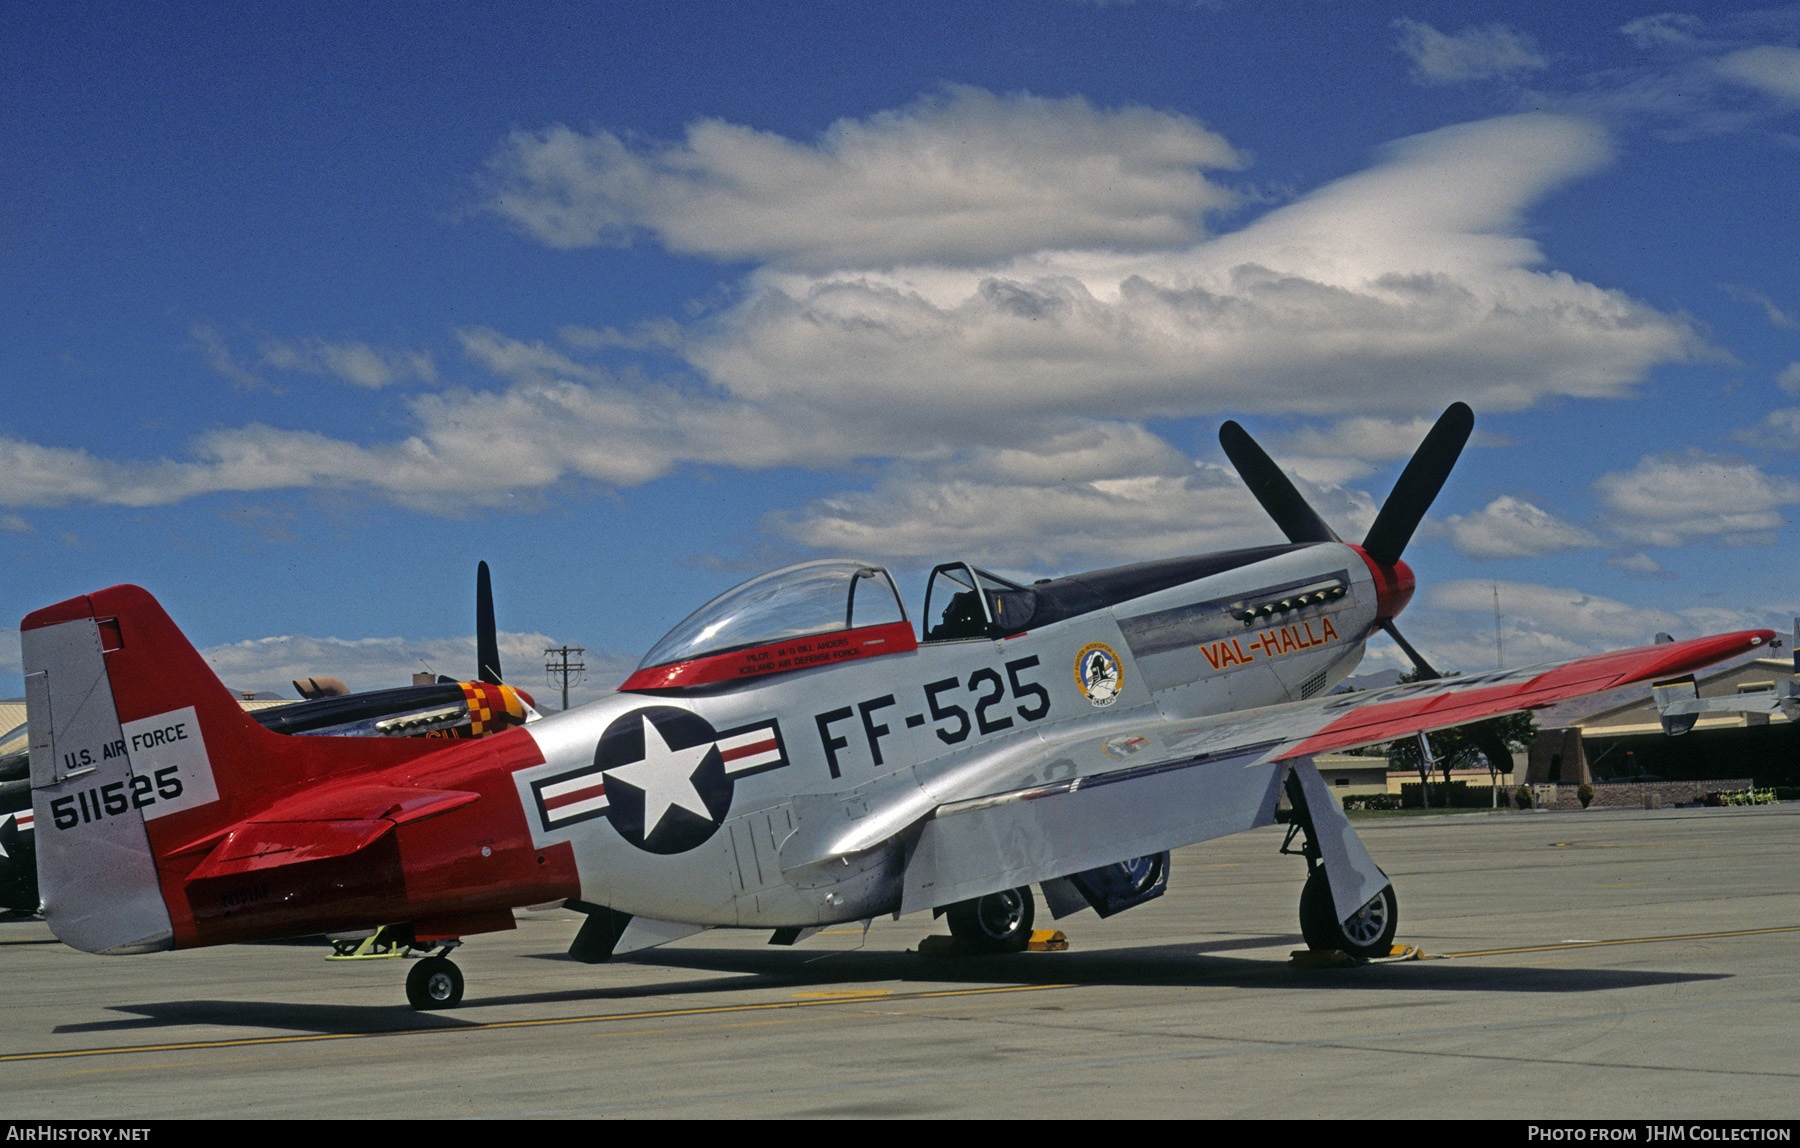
[
  {"left": 740, "top": 633, "right": 856, "bottom": 674},
  {"left": 1200, "top": 617, "right": 1338, "bottom": 671}
]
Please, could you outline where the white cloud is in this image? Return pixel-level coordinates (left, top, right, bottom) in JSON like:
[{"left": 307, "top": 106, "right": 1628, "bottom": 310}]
[
  {"left": 690, "top": 113, "right": 1696, "bottom": 424},
  {"left": 762, "top": 420, "right": 1381, "bottom": 570},
  {"left": 1436, "top": 578, "right": 1680, "bottom": 652},
  {"left": 1393, "top": 19, "right": 1549, "bottom": 85},
  {"left": 1605, "top": 552, "right": 1664, "bottom": 575},
  {"left": 0, "top": 102, "right": 1704, "bottom": 515},
  {"left": 557, "top": 320, "right": 683, "bottom": 352},
  {"left": 1733, "top": 407, "right": 1800, "bottom": 452},
  {"left": 195, "top": 325, "right": 437, "bottom": 390},
  {"left": 1595, "top": 451, "right": 1800, "bottom": 546},
  {"left": 947, "top": 420, "right": 1195, "bottom": 484},
  {"left": 1270, "top": 414, "right": 1507, "bottom": 485},
  {"left": 0, "top": 437, "right": 178, "bottom": 508},
  {"left": 1715, "top": 45, "right": 1800, "bottom": 102},
  {"left": 1720, "top": 283, "right": 1800, "bottom": 330},
  {"left": 1445, "top": 495, "right": 1601, "bottom": 559},
  {"left": 258, "top": 337, "right": 438, "bottom": 388},
  {"left": 1407, "top": 578, "right": 1767, "bottom": 672},
  {"left": 484, "top": 85, "right": 1245, "bottom": 270},
  {"left": 1620, "top": 14, "right": 1703, "bottom": 50},
  {"left": 1279, "top": 415, "right": 1462, "bottom": 462},
  {"left": 0, "top": 515, "right": 30, "bottom": 533},
  {"left": 457, "top": 327, "right": 610, "bottom": 385},
  {"left": 190, "top": 323, "right": 268, "bottom": 389},
  {"left": 1533, "top": 22, "right": 1800, "bottom": 138},
  {"left": 0, "top": 347, "right": 903, "bottom": 511},
  {"left": 769, "top": 463, "right": 1276, "bottom": 571}
]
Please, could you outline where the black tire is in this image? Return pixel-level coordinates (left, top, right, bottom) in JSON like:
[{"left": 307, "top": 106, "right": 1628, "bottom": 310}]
[
  {"left": 406, "top": 956, "right": 465, "bottom": 1010},
  {"left": 945, "top": 887, "right": 1035, "bottom": 953},
  {"left": 1299, "top": 870, "right": 1397, "bottom": 959}
]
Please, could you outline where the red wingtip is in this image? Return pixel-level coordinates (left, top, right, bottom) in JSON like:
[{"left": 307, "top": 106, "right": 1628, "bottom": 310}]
[{"left": 1636, "top": 629, "right": 1777, "bottom": 682}]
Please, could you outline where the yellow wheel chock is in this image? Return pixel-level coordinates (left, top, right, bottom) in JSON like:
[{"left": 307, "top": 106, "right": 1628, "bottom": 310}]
[{"left": 917, "top": 929, "right": 1068, "bottom": 956}]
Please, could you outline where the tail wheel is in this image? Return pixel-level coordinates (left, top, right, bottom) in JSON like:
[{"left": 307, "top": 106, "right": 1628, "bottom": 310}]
[
  {"left": 406, "top": 956, "right": 465, "bottom": 1010},
  {"left": 1299, "top": 870, "right": 1397, "bottom": 959},
  {"left": 945, "top": 887, "right": 1035, "bottom": 953}
]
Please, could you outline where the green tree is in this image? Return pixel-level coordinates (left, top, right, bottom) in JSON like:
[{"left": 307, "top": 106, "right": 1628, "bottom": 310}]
[{"left": 1384, "top": 668, "right": 1535, "bottom": 804}]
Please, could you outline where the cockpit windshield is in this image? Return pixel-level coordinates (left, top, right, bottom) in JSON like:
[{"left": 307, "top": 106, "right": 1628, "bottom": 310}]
[{"left": 637, "top": 560, "right": 907, "bottom": 671}]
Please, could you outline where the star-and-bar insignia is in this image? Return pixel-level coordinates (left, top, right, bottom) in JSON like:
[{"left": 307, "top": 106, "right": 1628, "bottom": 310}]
[{"left": 530, "top": 712, "right": 788, "bottom": 838}]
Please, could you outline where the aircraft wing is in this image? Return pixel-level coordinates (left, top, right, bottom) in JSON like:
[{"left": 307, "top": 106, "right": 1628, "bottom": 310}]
[{"left": 870, "top": 629, "right": 1774, "bottom": 913}]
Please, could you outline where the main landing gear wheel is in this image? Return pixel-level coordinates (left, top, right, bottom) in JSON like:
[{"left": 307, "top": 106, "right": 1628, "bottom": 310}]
[
  {"left": 1299, "top": 870, "right": 1397, "bottom": 959},
  {"left": 406, "top": 955, "right": 465, "bottom": 1010},
  {"left": 946, "top": 886, "right": 1035, "bottom": 953}
]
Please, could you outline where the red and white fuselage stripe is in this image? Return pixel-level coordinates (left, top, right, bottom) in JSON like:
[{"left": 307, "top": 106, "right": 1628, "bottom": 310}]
[
  {"left": 540, "top": 772, "right": 609, "bottom": 822},
  {"left": 718, "top": 724, "right": 781, "bottom": 776}
]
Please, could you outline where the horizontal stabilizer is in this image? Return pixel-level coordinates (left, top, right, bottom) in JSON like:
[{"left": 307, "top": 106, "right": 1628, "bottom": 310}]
[
  {"left": 183, "top": 784, "right": 480, "bottom": 880},
  {"left": 187, "top": 818, "right": 393, "bottom": 880},
  {"left": 246, "top": 783, "right": 481, "bottom": 826}
]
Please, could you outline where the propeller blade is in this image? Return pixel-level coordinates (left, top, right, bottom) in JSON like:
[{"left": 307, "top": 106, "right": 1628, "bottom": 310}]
[
  {"left": 476, "top": 561, "right": 502, "bottom": 684},
  {"left": 1360, "top": 402, "right": 1473, "bottom": 568},
  {"left": 1218, "top": 420, "right": 1341, "bottom": 546},
  {"left": 1379, "top": 619, "right": 1440, "bottom": 681}
]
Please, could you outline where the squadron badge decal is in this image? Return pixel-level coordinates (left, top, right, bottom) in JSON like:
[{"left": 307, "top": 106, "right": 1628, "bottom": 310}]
[
  {"left": 1074, "top": 642, "right": 1124, "bottom": 707},
  {"left": 531, "top": 706, "right": 787, "bottom": 854}
]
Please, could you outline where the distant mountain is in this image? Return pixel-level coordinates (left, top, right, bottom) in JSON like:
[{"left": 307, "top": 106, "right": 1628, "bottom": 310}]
[{"left": 1335, "top": 668, "right": 1403, "bottom": 693}]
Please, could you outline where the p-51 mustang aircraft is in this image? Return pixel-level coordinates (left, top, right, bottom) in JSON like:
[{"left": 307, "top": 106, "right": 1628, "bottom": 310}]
[{"left": 20, "top": 405, "right": 1774, "bottom": 1009}]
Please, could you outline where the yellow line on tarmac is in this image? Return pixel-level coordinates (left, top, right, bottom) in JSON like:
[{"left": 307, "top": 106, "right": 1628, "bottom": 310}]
[
  {"left": 1441, "top": 924, "right": 1800, "bottom": 959},
  {"left": 0, "top": 982, "right": 1077, "bottom": 1065}
]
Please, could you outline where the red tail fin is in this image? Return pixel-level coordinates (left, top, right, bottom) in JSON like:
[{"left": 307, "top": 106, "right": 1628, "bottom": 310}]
[{"left": 22, "top": 586, "right": 442, "bottom": 952}]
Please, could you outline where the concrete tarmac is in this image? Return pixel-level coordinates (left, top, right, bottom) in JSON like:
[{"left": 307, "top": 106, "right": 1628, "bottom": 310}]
[{"left": 2, "top": 803, "right": 1798, "bottom": 1120}]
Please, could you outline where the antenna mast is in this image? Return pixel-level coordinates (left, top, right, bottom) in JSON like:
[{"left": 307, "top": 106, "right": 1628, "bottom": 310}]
[{"left": 1493, "top": 582, "right": 1503, "bottom": 669}]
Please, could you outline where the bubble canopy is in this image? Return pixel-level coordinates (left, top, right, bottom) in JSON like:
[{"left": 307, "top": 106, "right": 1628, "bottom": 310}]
[{"left": 636, "top": 560, "right": 909, "bottom": 673}]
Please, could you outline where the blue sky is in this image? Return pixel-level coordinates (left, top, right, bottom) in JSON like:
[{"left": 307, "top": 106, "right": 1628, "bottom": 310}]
[{"left": 3, "top": 1, "right": 1798, "bottom": 709}]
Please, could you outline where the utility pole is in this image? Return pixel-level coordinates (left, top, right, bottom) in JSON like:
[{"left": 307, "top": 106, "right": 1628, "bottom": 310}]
[{"left": 543, "top": 645, "right": 586, "bottom": 713}]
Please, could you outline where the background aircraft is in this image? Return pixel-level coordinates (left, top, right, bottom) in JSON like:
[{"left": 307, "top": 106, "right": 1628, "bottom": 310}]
[{"left": 18, "top": 407, "right": 1772, "bottom": 1008}]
